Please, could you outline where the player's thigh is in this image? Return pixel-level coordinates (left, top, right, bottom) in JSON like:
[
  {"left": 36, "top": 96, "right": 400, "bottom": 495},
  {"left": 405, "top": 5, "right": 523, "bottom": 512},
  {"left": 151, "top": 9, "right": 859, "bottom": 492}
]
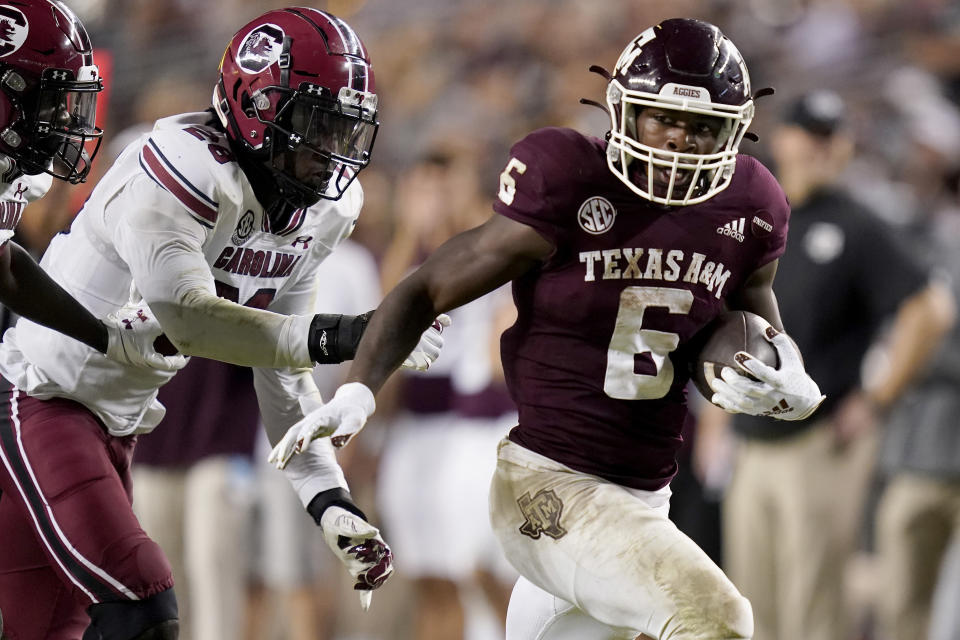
[
  {"left": 0, "top": 487, "right": 90, "bottom": 639},
  {"left": 0, "top": 391, "right": 172, "bottom": 606},
  {"left": 490, "top": 439, "right": 751, "bottom": 639},
  {"left": 507, "top": 575, "right": 634, "bottom": 640}
]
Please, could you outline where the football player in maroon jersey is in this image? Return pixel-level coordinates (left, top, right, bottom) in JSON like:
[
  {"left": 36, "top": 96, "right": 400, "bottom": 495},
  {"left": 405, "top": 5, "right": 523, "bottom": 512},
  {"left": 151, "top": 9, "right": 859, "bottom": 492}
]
[{"left": 272, "top": 18, "right": 824, "bottom": 640}]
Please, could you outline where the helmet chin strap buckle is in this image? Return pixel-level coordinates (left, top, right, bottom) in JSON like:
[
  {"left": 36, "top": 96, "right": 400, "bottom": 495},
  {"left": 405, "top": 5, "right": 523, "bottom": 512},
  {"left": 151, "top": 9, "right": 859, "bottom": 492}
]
[
  {"left": 1, "top": 70, "right": 25, "bottom": 93},
  {"left": 252, "top": 91, "right": 270, "bottom": 111},
  {"left": 1, "top": 128, "right": 22, "bottom": 148}
]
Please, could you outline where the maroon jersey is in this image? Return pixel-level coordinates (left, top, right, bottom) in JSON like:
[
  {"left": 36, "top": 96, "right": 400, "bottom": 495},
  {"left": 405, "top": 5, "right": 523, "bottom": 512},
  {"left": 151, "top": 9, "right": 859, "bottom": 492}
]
[{"left": 493, "top": 127, "right": 789, "bottom": 490}]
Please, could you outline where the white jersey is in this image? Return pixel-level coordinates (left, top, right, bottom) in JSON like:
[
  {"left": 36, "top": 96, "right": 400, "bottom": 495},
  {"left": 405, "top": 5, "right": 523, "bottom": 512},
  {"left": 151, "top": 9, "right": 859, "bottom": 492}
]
[
  {"left": 0, "top": 113, "right": 359, "bottom": 448},
  {"left": 0, "top": 163, "right": 53, "bottom": 244}
]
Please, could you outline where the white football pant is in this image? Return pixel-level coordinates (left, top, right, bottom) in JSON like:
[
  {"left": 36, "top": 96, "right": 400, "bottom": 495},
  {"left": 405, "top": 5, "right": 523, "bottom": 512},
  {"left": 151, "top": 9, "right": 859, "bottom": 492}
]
[{"left": 490, "top": 439, "right": 753, "bottom": 640}]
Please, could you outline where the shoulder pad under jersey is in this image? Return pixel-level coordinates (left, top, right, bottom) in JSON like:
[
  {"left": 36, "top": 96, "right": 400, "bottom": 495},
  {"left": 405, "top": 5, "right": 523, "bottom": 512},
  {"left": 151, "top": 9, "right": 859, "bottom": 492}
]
[
  {"left": 138, "top": 119, "right": 240, "bottom": 230},
  {"left": 294, "top": 177, "right": 364, "bottom": 249},
  {"left": 493, "top": 127, "right": 604, "bottom": 237}
]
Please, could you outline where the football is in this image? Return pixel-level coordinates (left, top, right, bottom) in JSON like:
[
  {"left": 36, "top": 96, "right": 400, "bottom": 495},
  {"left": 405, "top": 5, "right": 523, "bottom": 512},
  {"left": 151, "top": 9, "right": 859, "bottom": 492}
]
[{"left": 691, "top": 310, "right": 779, "bottom": 400}]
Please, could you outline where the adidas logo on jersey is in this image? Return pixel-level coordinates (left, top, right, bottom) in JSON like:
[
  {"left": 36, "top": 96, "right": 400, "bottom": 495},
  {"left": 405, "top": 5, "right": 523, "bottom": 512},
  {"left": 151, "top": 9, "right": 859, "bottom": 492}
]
[{"left": 717, "top": 217, "right": 746, "bottom": 243}]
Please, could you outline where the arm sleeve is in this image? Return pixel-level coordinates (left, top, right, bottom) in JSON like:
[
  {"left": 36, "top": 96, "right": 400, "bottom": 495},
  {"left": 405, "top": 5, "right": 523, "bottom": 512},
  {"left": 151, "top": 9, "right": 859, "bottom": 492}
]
[
  {"left": 252, "top": 249, "right": 356, "bottom": 505},
  {"left": 252, "top": 260, "right": 326, "bottom": 440},
  {"left": 110, "top": 174, "right": 313, "bottom": 367},
  {"left": 252, "top": 364, "right": 348, "bottom": 506},
  {"left": 282, "top": 438, "right": 349, "bottom": 507}
]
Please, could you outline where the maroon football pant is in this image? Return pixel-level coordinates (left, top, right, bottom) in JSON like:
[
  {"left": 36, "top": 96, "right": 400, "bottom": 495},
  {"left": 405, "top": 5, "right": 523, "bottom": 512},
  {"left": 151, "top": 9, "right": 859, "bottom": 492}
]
[{"left": 0, "top": 382, "right": 173, "bottom": 640}]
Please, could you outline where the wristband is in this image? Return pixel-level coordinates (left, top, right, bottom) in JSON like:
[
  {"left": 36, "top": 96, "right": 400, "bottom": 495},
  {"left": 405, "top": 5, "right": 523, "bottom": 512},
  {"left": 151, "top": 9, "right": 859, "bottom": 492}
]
[
  {"left": 306, "top": 487, "right": 367, "bottom": 527},
  {"left": 308, "top": 310, "right": 374, "bottom": 364}
]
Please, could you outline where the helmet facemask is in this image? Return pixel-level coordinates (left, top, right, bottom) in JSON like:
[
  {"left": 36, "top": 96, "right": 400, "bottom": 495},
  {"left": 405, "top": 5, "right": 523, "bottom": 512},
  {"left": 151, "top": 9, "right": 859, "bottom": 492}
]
[
  {"left": 605, "top": 80, "right": 753, "bottom": 206},
  {"left": 253, "top": 84, "right": 378, "bottom": 206},
  {"left": 1, "top": 64, "right": 102, "bottom": 183}
]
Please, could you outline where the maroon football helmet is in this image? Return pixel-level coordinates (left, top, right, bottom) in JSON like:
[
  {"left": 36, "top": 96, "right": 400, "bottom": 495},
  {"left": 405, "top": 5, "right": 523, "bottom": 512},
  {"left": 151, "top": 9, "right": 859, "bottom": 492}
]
[
  {"left": 605, "top": 18, "right": 754, "bottom": 205},
  {"left": 0, "top": 0, "right": 102, "bottom": 183},
  {"left": 213, "top": 7, "right": 378, "bottom": 204}
]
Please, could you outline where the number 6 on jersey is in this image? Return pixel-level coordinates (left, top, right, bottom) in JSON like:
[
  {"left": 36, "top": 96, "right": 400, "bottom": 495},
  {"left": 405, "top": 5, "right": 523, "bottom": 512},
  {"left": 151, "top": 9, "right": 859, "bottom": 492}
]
[{"left": 604, "top": 286, "right": 694, "bottom": 400}]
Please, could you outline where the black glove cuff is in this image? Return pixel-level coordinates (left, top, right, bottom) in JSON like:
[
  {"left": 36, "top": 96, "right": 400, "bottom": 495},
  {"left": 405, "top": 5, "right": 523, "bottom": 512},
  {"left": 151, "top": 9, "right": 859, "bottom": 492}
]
[
  {"left": 306, "top": 487, "right": 367, "bottom": 527},
  {"left": 308, "top": 310, "right": 374, "bottom": 364}
]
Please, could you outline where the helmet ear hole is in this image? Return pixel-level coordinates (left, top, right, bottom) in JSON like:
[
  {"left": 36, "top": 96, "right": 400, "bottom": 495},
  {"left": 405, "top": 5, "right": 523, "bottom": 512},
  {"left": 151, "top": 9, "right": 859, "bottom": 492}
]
[
  {"left": 0, "top": 92, "right": 17, "bottom": 129},
  {"left": 240, "top": 92, "right": 256, "bottom": 118}
]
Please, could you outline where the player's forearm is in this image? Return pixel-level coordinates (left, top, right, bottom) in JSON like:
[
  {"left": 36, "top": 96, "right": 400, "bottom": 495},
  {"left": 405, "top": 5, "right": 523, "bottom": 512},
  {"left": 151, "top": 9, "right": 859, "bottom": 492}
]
[
  {"left": 347, "top": 277, "right": 438, "bottom": 394},
  {"left": 149, "top": 290, "right": 314, "bottom": 368},
  {"left": 0, "top": 241, "right": 108, "bottom": 352},
  {"left": 281, "top": 437, "right": 349, "bottom": 507}
]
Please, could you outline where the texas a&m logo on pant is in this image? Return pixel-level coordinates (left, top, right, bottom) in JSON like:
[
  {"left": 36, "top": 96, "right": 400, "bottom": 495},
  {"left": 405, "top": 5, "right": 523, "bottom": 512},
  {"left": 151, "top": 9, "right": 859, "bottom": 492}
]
[{"left": 517, "top": 488, "right": 568, "bottom": 540}]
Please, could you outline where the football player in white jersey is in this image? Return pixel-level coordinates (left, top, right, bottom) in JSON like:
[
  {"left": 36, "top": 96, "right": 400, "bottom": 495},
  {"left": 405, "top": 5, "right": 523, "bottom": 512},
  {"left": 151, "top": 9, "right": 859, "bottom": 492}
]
[
  {"left": 0, "top": 0, "right": 179, "bottom": 374},
  {"left": 0, "top": 4, "right": 189, "bottom": 637},
  {"left": 0, "top": 8, "right": 444, "bottom": 640}
]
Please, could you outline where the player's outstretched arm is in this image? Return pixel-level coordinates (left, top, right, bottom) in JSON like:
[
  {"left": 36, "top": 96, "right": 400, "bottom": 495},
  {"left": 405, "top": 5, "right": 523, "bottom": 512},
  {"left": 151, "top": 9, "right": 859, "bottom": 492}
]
[
  {"left": 351, "top": 214, "right": 553, "bottom": 394},
  {"left": 0, "top": 241, "right": 108, "bottom": 352},
  {"left": 270, "top": 214, "right": 553, "bottom": 468},
  {"left": 0, "top": 242, "right": 185, "bottom": 370}
]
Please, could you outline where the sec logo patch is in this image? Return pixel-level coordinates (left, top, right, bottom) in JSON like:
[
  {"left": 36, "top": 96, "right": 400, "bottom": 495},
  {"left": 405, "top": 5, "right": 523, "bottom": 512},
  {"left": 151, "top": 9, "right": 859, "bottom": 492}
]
[
  {"left": 231, "top": 209, "right": 255, "bottom": 245},
  {"left": 578, "top": 196, "right": 616, "bottom": 235}
]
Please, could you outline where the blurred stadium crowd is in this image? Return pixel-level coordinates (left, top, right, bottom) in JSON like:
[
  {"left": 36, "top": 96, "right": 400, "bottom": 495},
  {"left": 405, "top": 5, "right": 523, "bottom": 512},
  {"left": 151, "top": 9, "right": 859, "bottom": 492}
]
[{"left": 11, "top": 0, "right": 960, "bottom": 639}]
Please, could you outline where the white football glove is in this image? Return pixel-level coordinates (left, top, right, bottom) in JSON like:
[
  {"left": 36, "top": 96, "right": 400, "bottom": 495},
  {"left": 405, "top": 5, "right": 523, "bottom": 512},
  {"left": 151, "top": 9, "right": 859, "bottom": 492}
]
[
  {"left": 320, "top": 506, "right": 394, "bottom": 611},
  {"left": 709, "top": 327, "right": 825, "bottom": 421},
  {"left": 104, "top": 303, "right": 187, "bottom": 372},
  {"left": 401, "top": 314, "right": 451, "bottom": 371},
  {"left": 268, "top": 382, "right": 376, "bottom": 469}
]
